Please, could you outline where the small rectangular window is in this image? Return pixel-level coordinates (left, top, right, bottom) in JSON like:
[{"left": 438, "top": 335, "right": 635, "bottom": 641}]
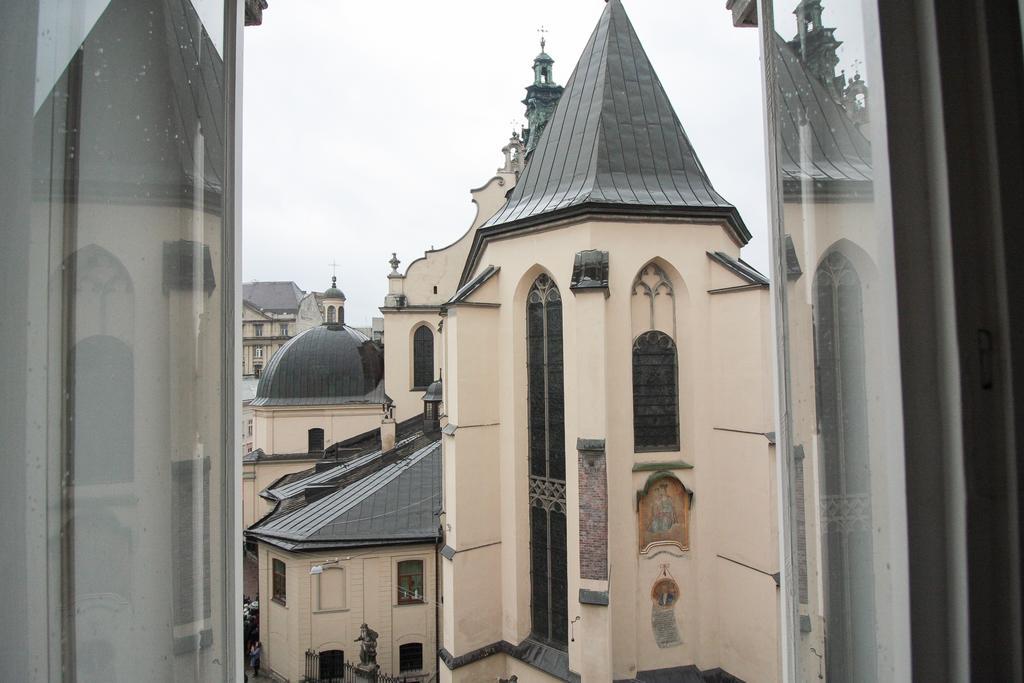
[
  {"left": 319, "top": 650, "right": 344, "bottom": 678},
  {"left": 281, "top": 324, "right": 289, "bottom": 336},
  {"left": 272, "top": 558, "right": 286, "bottom": 604},
  {"left": 254, "top": 345, "right": 263, "bottom": 358},
  {"left": 399, "top": 643, "right": 423, "bottom": 672},
  {"left": 397, "top": 560, "right": 424, "bottom": 604},
  {"left": 254, "top": 323, "right": 263, "bottom": 337}
]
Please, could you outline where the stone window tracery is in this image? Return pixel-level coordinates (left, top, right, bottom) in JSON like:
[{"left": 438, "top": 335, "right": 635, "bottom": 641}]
[
  {"left": 526, "top": 274, "right": 568, "bottom": 648},
  {"left": 633, "top": 330, "right": 680, "bottom": 451},
  {"left": 814, "top": 250, "right": 876, "bottom": 680}
]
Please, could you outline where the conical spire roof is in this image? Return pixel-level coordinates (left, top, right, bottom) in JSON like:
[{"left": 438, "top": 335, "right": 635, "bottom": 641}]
[{"left": 483, "top": 0, "right": 748, "bottom": 243}]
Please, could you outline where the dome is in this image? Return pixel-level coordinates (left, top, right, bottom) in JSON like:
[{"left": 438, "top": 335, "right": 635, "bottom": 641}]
[
  {"left": 323, "top": 275, "right": 345, "bottom": 300},
  {"left": 252, "top": 325, "right": 384, "bottom": 406}
]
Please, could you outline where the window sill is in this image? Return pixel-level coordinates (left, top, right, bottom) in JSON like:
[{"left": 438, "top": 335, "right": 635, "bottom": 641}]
[
  {"left": 314, "top": 606, "right": 350, "bottom": 614},
  {"left": 634, "top": 446, "right": 681, "bottom": 455},
  {"left": 396, "top": 600, "right": 426, "bottom": 607},
  {"left": 271, "top": 597, "right": 287, "bottom": 607}
]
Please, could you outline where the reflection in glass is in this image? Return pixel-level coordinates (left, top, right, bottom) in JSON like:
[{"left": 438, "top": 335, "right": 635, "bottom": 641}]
[
  {"left": 764, "top": 1, "right": 909, "bottom": 680},
  {"left": 1, "top": 0, "right": 237, "bottom": 680}
]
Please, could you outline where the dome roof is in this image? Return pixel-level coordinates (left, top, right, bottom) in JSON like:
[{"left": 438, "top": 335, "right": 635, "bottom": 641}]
[
  {"left": 323, "top": 275, "right": 346, "bottom": 300},
  {"left": 252, "top": 324, "right": 385, "bottom": 406}
]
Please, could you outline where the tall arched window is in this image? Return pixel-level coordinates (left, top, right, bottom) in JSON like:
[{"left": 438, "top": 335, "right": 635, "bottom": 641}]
[
  {"left": 327, "top": 305, "right": 336, "bottom": 323},
  {"left": 526, "top": 274, "right": 568, "bottom": 647},
  {"left": 308, "top": 428, "right": 324, "bottom": 453},
  {"left": 814, "top": 250, "right": 876, "bottom": 681},
  {"left": 412, "top": 325, "right": 434, "bottom": 389},
  {"left": 632, "top": 330, "right": 679, "bottom": 451}
]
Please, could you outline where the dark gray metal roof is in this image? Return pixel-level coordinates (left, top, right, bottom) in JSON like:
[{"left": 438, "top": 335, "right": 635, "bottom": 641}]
[
  {"left": 707, "top": 251, "right": 769, "bottom": 286},
  {"left": 251, "top": 324, "right": 385, "bottom": 406},
  {"left": 447, "top": 265, "right": 499, "bottom": 305},
  {"left": 242, "top": 281, "right": 305, "bottom": 314},
  {"left": 482, "top": 0, "right": 748, "bottom": 240},
  {"left": 248, "top": 440, "right": 441, "bottom": 551},
  {"left": 773, "top": 32, "right": 872, "bottom": 192},
  {"left": 262, "top": 434, "right": 420, "bottom": 502}
]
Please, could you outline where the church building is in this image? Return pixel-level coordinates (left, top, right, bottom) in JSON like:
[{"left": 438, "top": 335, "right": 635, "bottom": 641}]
[
  {"left": 432, "top": 2, "right": 776, "bottom": 680},
  {"left": 248, "top": 2, "right": 778, "bottom": 681}
]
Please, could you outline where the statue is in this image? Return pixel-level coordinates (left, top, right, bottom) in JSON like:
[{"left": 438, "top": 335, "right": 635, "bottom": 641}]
[{"left": 354, "top": 623, "right": 379, "bottom": 668}]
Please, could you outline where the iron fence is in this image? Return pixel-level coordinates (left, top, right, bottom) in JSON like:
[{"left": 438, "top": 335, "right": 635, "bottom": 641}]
[{"left": 302, "top": 649, "right": 431, "bottom": 683}]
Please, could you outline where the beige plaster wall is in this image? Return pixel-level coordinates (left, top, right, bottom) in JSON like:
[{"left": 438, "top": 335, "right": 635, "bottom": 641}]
[
  {"left": 382, "top": 312, "right": 441, "bottom": 423},
  {"left": 382, "top": 171, "right": 518, "bottom": 422},
  {"left": 253, "top": 404, "right": 384, "bottom": 455},
  {"left": 258, "top": 542, "right": 437, "bottom": 682},
  {"left": 440, "top": 216, "right": 777, "bottom": 682},
  {"left": 242, "top": 459, "right": 318, "bottom": 530}
]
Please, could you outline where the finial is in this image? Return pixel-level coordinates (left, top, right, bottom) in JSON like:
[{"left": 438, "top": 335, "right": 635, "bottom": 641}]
[
  {"left": 331, "top": 275, "right": 337, "bottom": 287},
  {"left": 389, "top": 252, "right": 400, "bottom": 275},
  {"left": 538, "top": 25, "right": 548, "bottom": 52}
]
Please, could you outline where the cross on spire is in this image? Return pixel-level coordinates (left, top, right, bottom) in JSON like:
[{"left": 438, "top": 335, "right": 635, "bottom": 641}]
[
  {"left": 327, "top": 260, "right": 340, "bottom": 278},
  {"left": 538, "top": 25, "right": 548, "bottom": 51}
]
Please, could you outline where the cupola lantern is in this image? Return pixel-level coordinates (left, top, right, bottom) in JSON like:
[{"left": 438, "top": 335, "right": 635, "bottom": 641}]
[
  {"left": 323, "top": 274, "right": 346, "bottom": 325},
  {"left": 422, "top": 379, "right": 442, "bottom": 434}
]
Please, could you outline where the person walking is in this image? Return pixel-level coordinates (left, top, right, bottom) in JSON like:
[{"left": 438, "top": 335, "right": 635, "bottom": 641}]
[{"left": 249, "top": 641, "right": 262, "bottom": 679}]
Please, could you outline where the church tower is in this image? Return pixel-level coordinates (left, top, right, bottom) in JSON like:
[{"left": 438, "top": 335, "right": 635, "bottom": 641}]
[
  {"left": 522, "top": 32, "right": 564, "bottom": 154},
  {"left": 322, "top": 275, "right": 345, "bottom": 325},
  {"left": 787, "top": 0, "right": 844, "bottom": 100}
]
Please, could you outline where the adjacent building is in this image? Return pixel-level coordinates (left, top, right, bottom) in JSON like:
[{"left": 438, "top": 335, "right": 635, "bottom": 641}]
[{"left": 246, "top": 411, "right": 442, "bottom": 683}]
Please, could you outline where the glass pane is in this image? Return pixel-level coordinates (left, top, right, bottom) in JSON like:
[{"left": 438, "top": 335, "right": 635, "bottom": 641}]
[
  {"left": 0, "top": 1, "right": 237, "bottom": 679},
  {"left": 763, "top": 1, "right": 910, "bottom": 680}
]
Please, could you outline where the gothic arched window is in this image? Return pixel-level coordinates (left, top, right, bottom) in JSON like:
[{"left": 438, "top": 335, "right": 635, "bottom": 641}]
[
  {"left": 633, "top": 330, "right": 679, "bottom": 452},
  {"left": 526, "top": 274, "right": 568, "bottom": 647},
  {"left": 814, "top": 250, "right": 876, "bottom": 681},
  {"left": 308, "top": 428, "right": 324, "bottom": 453},
  {"left": 412, "top": 325, "right": 434, "bottom": 390}
]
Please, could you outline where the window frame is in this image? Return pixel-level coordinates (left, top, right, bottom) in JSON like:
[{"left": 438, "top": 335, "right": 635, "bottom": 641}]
[
  {"left": 272, "top": 557, "right": 287, "bottom": 605},
  {"left": 319, "top": 649, "right": 345, "bottom": 679},
  {"left": 396, "top": 559, "right": 424, "bottom": 605},
  {"left": 308, "top": 427, "right": 325, "bottom": 453},
  {"left": 254, "top": 323, "right": 263, "bottom": 337},
  {"left": 631, "top": 329, "right": 680, "bottom": 453},
  {"left": 315, "top": 566, "right": 347, "bottom": 612},
  {"left": 398, "top": 642, "right": 423, "bottom": 673},
  {"left": 411, "top": 324, "right": 434, "bottom": 390}
]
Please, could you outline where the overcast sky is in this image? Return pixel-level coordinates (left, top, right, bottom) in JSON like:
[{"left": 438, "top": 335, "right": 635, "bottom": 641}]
[{"left": 241, "top": 1, "right": 858, "bottom": 326}]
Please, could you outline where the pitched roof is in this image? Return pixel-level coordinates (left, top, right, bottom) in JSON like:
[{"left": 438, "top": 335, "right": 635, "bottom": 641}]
[
  {"left": 773, "top": 32, "right": 872, "bottom": 194},
  {"left": 707, "top": 251, "right": 769, "bottom": 286},
  {"left": 247, "top": 439, "right": 442, "bottom": 551},
  {"left": 482, "top": 0, "right": 748, "bottom": 243},
  {"left": 242, "top": 281, "right": 305, "bottom": 314}
]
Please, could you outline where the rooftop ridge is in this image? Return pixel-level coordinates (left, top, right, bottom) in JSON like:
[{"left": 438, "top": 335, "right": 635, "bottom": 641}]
[
  {"left": 256, "top": 441, "right": 440, "bottom": 540},
  {"left": 481, "top": 0, "right": 747, "bottom": 241}
]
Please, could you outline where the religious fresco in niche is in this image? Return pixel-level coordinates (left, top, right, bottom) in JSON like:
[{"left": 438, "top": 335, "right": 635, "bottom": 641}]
[
  {"left": 638, "top": 473, "right": 691, "bottom": 554},
  {"left": 651, "top": 566, "right": 682, "bottom": 648}
]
